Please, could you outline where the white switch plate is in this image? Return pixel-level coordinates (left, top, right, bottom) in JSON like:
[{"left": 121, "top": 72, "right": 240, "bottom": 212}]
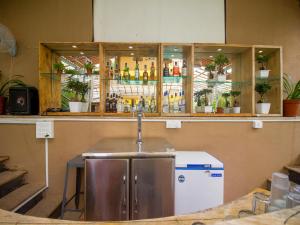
[
  {"left": 253, "top": 120, "right": 263, "bottom": 129},
  {"left": 36, "top": 121, "right": 54, "bottom": 138},
  {"left": 166, "top": 120, "right": 181, "bottom": 129}
]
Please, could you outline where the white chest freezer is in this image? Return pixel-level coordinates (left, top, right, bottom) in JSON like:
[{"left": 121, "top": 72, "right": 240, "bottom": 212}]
[{"left": 175, "top": 151, "right": 224, "bottom": 215}]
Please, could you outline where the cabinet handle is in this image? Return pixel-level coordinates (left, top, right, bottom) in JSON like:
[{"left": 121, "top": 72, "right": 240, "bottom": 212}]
[
  {"left": 122, "top": 175, "right": 127, "bottom": 214},
  {"left": 134, "top": 175, "right": 138, "bottom": 214}
]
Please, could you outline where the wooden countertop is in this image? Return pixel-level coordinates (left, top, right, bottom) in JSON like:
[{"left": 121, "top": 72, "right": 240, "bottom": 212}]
[{"left": 1, "top": 188, "right": 299, "bottom": 224}]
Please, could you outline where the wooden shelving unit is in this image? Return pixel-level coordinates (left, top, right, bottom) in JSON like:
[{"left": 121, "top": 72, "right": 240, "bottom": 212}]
[{"left": 39, "top": 43, "right": 282, "bottom": 117}]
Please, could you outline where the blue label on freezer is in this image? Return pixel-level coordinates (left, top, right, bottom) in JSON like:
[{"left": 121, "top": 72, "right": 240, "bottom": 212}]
[
  {"left": 178, "top": 175, "right": 185, "bottom": 183},
  {"left": 211, "top": 173, "right": 222, "bottom": 177}
]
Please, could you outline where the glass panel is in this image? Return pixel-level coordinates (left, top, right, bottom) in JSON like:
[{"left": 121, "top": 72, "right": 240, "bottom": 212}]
[
  {"left": 162, "top": 45, "right": 191, "bottom": 114},
  {"left": 102, "top": 44, "right": 159, "bottom": 114},
  {"left": 193, "top": 46, "right": 253, "bottom": 114}
]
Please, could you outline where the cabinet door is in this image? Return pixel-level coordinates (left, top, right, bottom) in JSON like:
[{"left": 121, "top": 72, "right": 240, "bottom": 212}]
[
  {"left": 85, "top": 159, "right": 129, "bottom": 221},
  {"left": 131, "top": 158, "right": 175, "bottom": 220}
]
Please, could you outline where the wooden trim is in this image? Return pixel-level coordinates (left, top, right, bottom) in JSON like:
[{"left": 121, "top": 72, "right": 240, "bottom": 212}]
[
  {"left": 192, "top": 113, "right": 253, "bottom": 117},
  {"left": 44, "top": 112, "right": 102, "bottom": 116}
]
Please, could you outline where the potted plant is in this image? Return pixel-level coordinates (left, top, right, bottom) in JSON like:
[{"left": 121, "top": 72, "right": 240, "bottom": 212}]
[
  {"left": 66, "top": 76, "right": 89, "bottom": 112},
  {"left": 65, "top": 69, "right": 79, "bottom": 75},
  {"left": 230, "top": 91, "right": 241, "bottom": 113},
  {"left": 216, "top": 96, "right": 225, "bottom": 113},
  {"left": 194, "top": 91, "right": 203, "bottom": 113},
  {"left": 84, "top": 62, "right": 95, "bottom": 75},
  {"left": 0, "top": 73, "right": 25, "bottom": 114},
  {"left": 194, "top": 89, "right": 213, "bottom": 113},
  {"left": 205, "top": 63, "right": 216, "bottom": 80},
  {"left": 80, "top": 82, "right": 89, "bottom": 112},
  {"left": 256, "top": 54, "right": 270, "bottom": 78},
  {"left": 255, "top": 82, "right": 272, "bottom": 114},
  {"left": 222, "top": 92, "right": 231, "bottom": 113},
  {"left": 214, "top": 53, "right": 229, "bottom": 82},
  {"left": 53, "top": 62, "right": 65, "bottom": 76},
  {"left": 283, "top": 73, "right": 300, "bottom": 116}
]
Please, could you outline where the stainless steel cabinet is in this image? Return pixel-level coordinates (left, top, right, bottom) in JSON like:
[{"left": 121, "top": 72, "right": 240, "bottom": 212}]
[{"left": 85, "top": 157, "right": 174, "bottom": 221}]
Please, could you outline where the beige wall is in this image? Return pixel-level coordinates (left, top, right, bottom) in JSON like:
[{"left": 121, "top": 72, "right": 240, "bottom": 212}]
[
  {"left": 0, "top": 0, "right": 300, "bottom": 205},
  {"left": 226, "top": 0, "right": 300, "bottom": 80}
]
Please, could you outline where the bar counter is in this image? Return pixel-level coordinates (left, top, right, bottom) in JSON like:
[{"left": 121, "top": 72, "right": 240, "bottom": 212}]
[{"left": 0, "top": 189, "right": 299, "bottom": 225}]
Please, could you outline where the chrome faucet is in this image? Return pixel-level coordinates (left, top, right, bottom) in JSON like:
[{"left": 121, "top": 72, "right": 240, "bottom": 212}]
[{"left": 136, "top": 100, "right": 143, "bottom": 152}]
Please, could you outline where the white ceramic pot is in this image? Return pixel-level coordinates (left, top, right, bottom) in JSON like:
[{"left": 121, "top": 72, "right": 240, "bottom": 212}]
[
  {"left": 232, "top": 107, "right": 241, "bottom": 114},
  {"left": 202, "top": 106, "right": 213, "bottom": 113},
  {"left": 81, "top": 102, "right": 89, "bottom": 112},
  {"left": 69, "top": 102, "right": 82, "bottom": 112},
  {"left": 224, "top": 107, "right": 231, "bottom": 114},
  {"left": 256, "top": 103, "right": 271, "bottom": 114},
  {"left": 217, "top": 73, "right": 226, "bottom": 82},
  {"left": 195, "top": 106, "right": 202, "bottom": 113},
  {"left": 256, "top": 70, "right": 270, "bottom": 79}
]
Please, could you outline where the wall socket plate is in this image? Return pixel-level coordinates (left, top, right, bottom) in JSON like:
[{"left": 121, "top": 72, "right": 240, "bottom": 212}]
[
  {"left": 166, "top": 120, "right": 182, "bottom": 129},
  {"left": 253, "top": 120, "right": 263, "bottom": 129},
  {"left": 36, "top": 121, "right": 54, "bottom": 138}
]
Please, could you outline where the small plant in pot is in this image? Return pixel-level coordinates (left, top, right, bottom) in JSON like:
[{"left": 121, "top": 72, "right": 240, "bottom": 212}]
[
  {"left": 66, "top": 76, "right": 89, "bottom": 112},
  {"left": 216, "top": 96, "right": 225, "bottom": 113},
  {"left": 0, "top": 73, "right": 25, "bottom": 114},
  {"left": 255, "top": 82, "right": 272, "bottom": 114},
  {"left": 53, "top": 62, "right": 65, "bottom": 76},
  {"left": 283, "top": 73, "right": 300, "bottom": 117},
  {"left": 230, "top": 91, "right": 241, "bottom": 113},
  {"left": 214, "top": 53, "right": 229, "bottom": 82},
  {"left": 84, "top": 62, "right": 95, "bottom": 75},
  {"left": 194, "top": 89, "right": 213, "bottom": 113},
  {"left": 256, "top": 54, "right": 270, "bottom": 79},
  {"left": 194, "top": 91, "right": 203, "bottom": 113},
  {"left": 79, "top": 82, "right": 89, "bottom": 112},
  {"left": 205, "top": 63, "right": 216, "bottom": 80},
  {"left": 222, "top": 92, "right": 231, "bottom": 113}
]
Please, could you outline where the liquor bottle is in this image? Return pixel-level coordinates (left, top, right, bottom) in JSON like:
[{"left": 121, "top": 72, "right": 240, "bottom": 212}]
[
  {"left": 109, "top": 94, "right": 113, "bottom": 112},
  {"left": 143, "top": 65, "right": 148, "bottom": 84},
  {"left": 182, "top": 60, "right": 187, "bottom": 77},
  {"left": 144, "top": 97, "right": 150, "bottom": 113},
  {"left": 105, "top": 62, "right": 110, "bottom": 78},
  {"left": 110, "top": 67, "right": 114, "bottom": 79},
  {"left": 124, "top": 99, "right": 129, "bottom": 113},
  {"left": 178, "top": 91, "right": 182, "bottom": 112},
  {"left": 117, "top": 95, "right": 122, "bottom": 113},
  {"left": 123, "top": 62, "right": 130, "bottom": 80},
  {"left": 180, "top": 91, "right": 186, "bottom": 113},
  {"left": 163, "top": 63, "right": 169, "bottom": 77},
  {"left": 112, "top": 94, "right": 117, "bottom": 113},
  {"left": 173, "top": 92, "right": 179, "bottom": 112},
  {"left": 173, "top": 61, "right": 180, "bottom": 77},
  {"left": 163, "top": 91, "right": 169, "bottom": 113},
  {"left": 150, "top": 62, "right": 155, "bottom": 80},
  {"left": 131, "top": 100, "right": 136, "bottom": 113},
  {"left": 105, "top": 93, "right": 110, "bottom": 112},
  {"left": 150, "top": 95, "right": 156, "bottom": 113},
  {"left": 169, "top": 94, "right": 174, "bottom": 113},
  {"left": 135, "top": 61, "right": 140, "bottom": 80},
  {"left": 114, "top": 63, "right": 120, "bottom": 80}
]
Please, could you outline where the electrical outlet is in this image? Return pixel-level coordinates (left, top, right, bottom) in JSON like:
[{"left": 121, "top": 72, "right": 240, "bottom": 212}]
[
  {"left": 253, "top": 120, "right": 263, "bottom": 129},
  {"left": 36, "top": 121, "right": 54, "bottom": 138},
  {"left": 166, "top": 120, "right": 181, "bottom": 129}
]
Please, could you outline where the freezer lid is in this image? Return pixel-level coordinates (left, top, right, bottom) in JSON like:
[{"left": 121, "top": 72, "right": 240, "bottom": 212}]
[{"left": 175, "top": 151, "right": 223, "bottom": 169}]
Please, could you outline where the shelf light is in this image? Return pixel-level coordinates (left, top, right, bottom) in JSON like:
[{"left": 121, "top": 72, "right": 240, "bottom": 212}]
[
  {"left": 72, "top": 45, "right": 77, "bottom": 48},
  {"left": 130, "top": 52, "right": 134, "bottom": 56},
  {"left": 129, "top": 46, "right": 133, "bottom": 49},
  {"left": 174, "top": 48, "right": 178, "bottom": 51},
  {"left": 171, "top": 54, "right": 175, "bottom": 57},
  {"left": 80, "top": 52, "right": 84, "bottom": 55},
  {"left": 258, "top": 50, "right": 263, "bottom": 53},
  {"left": 209, "top": 55, "right": 213, "bottom": 58},
  {"left": 217, "top": 48, "right": 222, "bottom": 52}
]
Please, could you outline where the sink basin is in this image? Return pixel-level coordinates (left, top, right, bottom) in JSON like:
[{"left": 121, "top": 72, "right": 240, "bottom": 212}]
[{"left": 82, "top": 137, "right": 175, "bottom": 158}]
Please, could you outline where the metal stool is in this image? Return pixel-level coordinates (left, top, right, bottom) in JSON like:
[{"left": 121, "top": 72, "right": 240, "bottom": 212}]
[{"left": 60, "top": 155, "right": 84, "bottom": 219}]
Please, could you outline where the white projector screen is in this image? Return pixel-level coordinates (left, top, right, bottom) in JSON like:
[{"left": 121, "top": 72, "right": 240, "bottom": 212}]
[{"left": 93, "top": 0, "right": 225, "bottom": 43}]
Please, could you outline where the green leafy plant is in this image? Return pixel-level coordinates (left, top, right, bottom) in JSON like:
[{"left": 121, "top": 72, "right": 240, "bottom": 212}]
[
  {"left": 65, "top": 69, "right": 79, "bottom": 75},
  {"left": 53, "top": 62, "right": 65, "bottom": 73},
  {"left": 194, "top": 89, "right": 212, "bottom": 106},
  {"left": 84, "top": 62, "right": 95, "bottom": 74},
  {"left": 66, "top": 76, "right": 89, "bottom": 102},
  {"left": 0, "top": 74, "right": 25, "bottom": 97},
  {"left": 222, "top": 92, "right": 231, "bottom": 107},
  {"left": 230, "top": 91, "right": 241, "bottom": 107},
  {"left": 283, "top": 73, "right": 300, "bottom": 100},
  {"left": 217, "top": 96, "right": 226, "bottom": 108},
  {"left": 205, "top": 63, "right": 216, "bottom": 79},
  {"left": 214, "top": 53, "right": 229, "bottom": 74},
  {"left": 256, "top": 54, "right": 269, "bottom": 70},
  {"left": 255, "top": 82, "right": 272, "bottom": 103}
]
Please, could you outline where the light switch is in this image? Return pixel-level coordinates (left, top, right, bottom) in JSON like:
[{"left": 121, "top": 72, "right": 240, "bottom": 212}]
[
  {"left": 166, "top": 120, "right": 181, "bottom": 129},
  {"left": 36, "top": 121, "right": 54, "bottom": 138},
  {"left": 253, "top": 120, "right": 263, "bottom": 129}
]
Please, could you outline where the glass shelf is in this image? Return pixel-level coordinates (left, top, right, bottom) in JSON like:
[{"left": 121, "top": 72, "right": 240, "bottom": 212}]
[
  {"left": 193, "top": 79, "right": 251, "bottom": 86},
  {"left": 102, "top": 78, "right": 158, "bottom": 85},
  {"left": 255, "top": 75, "right": 281, "bottom": 82},
  {"left": 163, "top": 76, "right": 188, "bottom": 83}
]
